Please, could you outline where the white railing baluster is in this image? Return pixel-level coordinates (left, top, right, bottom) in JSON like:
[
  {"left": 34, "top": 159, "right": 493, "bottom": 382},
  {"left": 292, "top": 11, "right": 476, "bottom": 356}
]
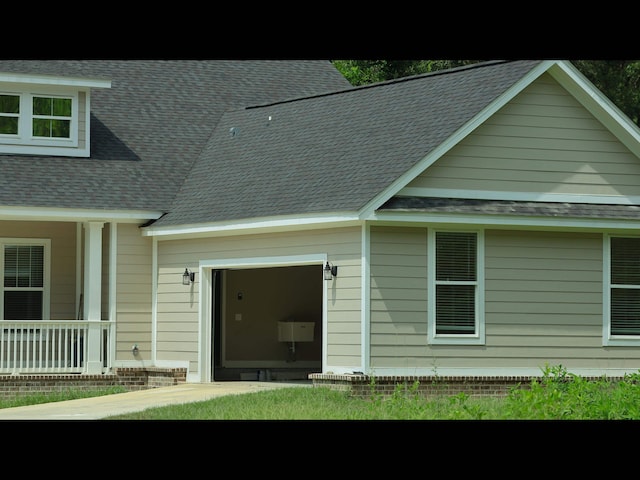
[{"left": 0, "top": 321, "right": 112, "bottom": 374}]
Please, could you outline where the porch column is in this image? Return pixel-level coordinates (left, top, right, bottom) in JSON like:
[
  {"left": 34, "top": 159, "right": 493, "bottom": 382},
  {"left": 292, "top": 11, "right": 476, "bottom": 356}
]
[{"left": 83, "top": 221, "right": 104, "bottom": 374}]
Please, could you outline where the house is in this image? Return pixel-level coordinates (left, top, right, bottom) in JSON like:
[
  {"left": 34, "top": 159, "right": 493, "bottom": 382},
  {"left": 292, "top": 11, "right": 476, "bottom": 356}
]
[{"left": 2, "top": 59, "right": 640, "bottom": 394}]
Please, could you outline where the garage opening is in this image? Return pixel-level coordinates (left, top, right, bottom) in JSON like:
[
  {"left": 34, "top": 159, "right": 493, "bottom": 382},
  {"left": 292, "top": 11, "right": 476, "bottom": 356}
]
[{"left": 212, "top": 264, "right": 322, "bottom": 381}]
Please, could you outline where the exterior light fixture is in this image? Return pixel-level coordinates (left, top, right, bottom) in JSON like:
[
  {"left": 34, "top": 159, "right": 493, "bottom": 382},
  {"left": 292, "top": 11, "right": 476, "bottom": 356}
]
[
  {"left": 324, "top": 261, "right": 338, "bottom": 281},
  {"left": 183, "top": 268, "right": 195, "bottom": 285}
]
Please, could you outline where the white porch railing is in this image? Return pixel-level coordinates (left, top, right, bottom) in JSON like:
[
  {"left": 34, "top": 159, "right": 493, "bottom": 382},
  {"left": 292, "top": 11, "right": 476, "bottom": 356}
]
[{"left": 0, "top": 321, "right": 113, "bottom": 374}]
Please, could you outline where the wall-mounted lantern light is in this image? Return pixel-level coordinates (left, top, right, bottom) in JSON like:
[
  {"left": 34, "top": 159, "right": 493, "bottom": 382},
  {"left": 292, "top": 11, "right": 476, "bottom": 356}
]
[
  {"left": 183, "top": 268, "right": 195, "bottom": 285},
  {"left": 324, "top": 261, "right": 338, "bottom": 281}
]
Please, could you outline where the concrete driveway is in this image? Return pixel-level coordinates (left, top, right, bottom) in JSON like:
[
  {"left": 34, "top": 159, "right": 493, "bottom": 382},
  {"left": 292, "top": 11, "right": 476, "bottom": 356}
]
[{"left": 0, "top": 381, "right": 311, "bottom": 421}]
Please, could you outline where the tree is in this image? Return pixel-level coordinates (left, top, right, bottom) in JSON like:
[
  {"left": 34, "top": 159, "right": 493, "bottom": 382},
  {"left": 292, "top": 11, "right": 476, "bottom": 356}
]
[
  {"left": 332, "top": 60, "right": 640, "bottom": 127},
  {"left": 332, "top": 60, "right": 480, "bottom": 85}
]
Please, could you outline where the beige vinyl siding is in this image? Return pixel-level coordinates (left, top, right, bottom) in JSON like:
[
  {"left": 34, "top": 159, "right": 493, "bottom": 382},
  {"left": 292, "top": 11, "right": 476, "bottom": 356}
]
[
  {"left": 0, "top": 220, "right": 76, "bottom": 320},
  {"left": 157, "top": 227, "right": 361, "bottom": 376},
  {"left": 369, "top": 226, "right": 427, "bottom": 370},
  {"left": 115, "top": 223, "right": 152, "bottom": 361},
  {"left": 484, "top": 230, "right": 603, "bottom": 362},
  {"left": 369, "top": 227, "right": 640, "bottom": 371},
  {"left": 406, "top": 73, "right": 640, "bottom": 197}
]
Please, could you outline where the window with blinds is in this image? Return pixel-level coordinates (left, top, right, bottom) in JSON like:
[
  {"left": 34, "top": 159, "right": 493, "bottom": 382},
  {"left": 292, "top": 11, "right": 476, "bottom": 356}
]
[
  {"left": 3, "top": 244, "right": 44, "bottom": 320},
  {"left": 610, "top": 236, "right": 640, "bottom": 336},
  {"left": 435, "top": 231, "right": 477, "bottom": 335}
]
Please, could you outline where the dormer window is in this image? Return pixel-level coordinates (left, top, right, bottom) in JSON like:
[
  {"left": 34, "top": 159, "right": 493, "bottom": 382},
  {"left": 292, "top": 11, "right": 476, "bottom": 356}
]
[{"left": 0, "top": 72, "right": 111, "bottom": 158}]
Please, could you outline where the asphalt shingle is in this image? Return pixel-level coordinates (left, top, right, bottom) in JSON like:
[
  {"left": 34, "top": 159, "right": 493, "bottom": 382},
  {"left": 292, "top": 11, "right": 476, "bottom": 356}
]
[
  {"left": 155, "top": 60, "right": 542, "bottom": 226},
  {"left": 0, "top": 60, "right": 351, "bottom": 213}
]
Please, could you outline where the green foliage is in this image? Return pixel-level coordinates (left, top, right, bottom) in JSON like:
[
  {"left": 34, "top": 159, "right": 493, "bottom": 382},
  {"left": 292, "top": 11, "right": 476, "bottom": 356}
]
[
  {"left": 503, "top": 364, "right": 640, "bottom": 420},
  {"left": 331, "top": 60, "right": 480, "bottom": 86}
]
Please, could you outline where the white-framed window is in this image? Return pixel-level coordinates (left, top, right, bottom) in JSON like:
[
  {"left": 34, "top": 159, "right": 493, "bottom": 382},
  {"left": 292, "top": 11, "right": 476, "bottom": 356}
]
[
  {"left": 604, "top": 234, "right": 640, "bottom": 345},
  {"left": 0, "top": 90, "right": 77, "bottom": 147},
  {"left": 0, "top": 239, "right": 50, "bottom": 321},
  {"left": 32, "top": 95, "right": 72, "bottom": 138},
  {"left": 427, "top": 229, "right": 484, "bottom": 345},
  {"left": 0, "top": 94, "right": 19, "bottom": 135}
]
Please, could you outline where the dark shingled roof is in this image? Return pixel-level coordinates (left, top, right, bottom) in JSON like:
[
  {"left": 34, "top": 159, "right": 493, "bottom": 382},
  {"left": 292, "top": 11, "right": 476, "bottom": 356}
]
[
  {"left": 0, "top": 60, "right": 351, "bottom": 213},
  {"left": 380, "top": 197, "right": 640, "bottom": 220},
  {"left": 153, "top": 60, "right": 543, "bottom": 226}
]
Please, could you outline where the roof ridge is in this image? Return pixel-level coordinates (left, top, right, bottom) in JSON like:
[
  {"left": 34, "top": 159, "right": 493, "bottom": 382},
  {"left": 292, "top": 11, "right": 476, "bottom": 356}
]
[{"left": 245, "top": 60, "right": 536, "bottom": 110}]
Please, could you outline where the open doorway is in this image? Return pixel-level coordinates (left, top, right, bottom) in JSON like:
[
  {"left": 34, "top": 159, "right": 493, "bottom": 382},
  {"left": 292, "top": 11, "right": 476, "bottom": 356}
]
[{"left": 211, "top": 264, "right": 322, "bottom": 381}]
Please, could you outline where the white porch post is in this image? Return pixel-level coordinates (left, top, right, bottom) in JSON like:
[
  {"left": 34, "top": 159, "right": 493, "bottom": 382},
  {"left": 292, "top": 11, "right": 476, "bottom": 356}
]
[{"left": 83, "top": 221, "right": 104, "bottom": 374}]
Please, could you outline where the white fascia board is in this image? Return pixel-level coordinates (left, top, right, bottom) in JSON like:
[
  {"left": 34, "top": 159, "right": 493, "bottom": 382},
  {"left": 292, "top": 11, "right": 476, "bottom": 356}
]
[
  {"left": 358, "top": 60, "right": 557, "bottom": 219},
  {"left": 142, "top": 212, "right": 362, "bottom": 238},
  {"left": 0, "top": 206, "right": 162, "bottom": 223},
  {"left": 548, "top": 61, "right": 640, "bottom": 158},
  {"left": 0, "top": 72, "right": 111, "bottom": 89},
  {"left": 371, "top": 211, "right": 640, "bottom": 231}
]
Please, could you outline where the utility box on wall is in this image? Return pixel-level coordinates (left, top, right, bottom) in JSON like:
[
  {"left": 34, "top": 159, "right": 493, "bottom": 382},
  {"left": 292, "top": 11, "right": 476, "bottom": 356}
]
[{"left": 277, "top": 321, "right": 315, "bottom": 342}]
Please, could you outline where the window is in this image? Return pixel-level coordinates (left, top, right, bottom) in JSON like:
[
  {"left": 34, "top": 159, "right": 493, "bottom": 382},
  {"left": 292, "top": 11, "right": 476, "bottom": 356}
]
[
  {"left": 1, "top": 239, "right": 49, "bottom": 321},
  {"left": 605, "top": 235, "right": 640, "bottom": 344},
  {"left": 32, "top": 96, "right": 72, "bottom": 138},
  {"left": 428, "top": 230, "right": 484, "bottom": 345},
  {"left": 0, "top": 90, "right": 78, "bottom": 151},
  {"left": 1, "top": 94, "right": 73, "bottom": 139},
  {"left": 0, "top": 94, "right": 19, "bottom": 134}
]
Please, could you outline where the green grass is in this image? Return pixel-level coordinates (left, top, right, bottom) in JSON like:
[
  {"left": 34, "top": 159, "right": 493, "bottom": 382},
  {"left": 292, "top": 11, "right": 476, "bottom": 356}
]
[
  {"left": 104, "top": 365, "right": 640, "bottom": 420},
  {"left": 0, "top": 385, "right": 128, "bottom": 410}
]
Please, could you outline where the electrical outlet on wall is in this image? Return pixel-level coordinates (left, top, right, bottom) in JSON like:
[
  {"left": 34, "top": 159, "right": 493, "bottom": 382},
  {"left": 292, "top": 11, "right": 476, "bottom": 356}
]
[{"left": 235, "top": 313, "right": 242, "bottom": 321}]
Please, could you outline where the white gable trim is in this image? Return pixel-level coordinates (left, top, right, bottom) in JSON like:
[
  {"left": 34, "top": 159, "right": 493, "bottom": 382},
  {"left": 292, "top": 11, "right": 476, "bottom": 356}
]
[
  {"left": 358, "top": 60, "right": 558, "bottom": 219},
  {"left": 547, "top": 62, "right": 640, "bottom": 159}
]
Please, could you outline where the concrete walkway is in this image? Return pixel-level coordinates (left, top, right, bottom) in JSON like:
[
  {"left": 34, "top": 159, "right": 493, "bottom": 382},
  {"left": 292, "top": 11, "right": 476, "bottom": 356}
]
[{"left": 0, "top": 381, "right": 311, "bottom": 421}]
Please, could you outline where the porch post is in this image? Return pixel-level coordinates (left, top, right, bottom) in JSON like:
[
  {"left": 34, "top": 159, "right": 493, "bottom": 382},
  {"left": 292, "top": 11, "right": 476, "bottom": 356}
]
[{"left": 83, "top": 221, "right": 104, "bottom": 374}]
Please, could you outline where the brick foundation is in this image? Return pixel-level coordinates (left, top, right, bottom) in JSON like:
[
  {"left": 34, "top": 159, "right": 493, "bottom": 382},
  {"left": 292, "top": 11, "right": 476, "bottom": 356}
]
[
  {"left": 0, "top": 367, "right": 187, "bottom": 399},
  {"left": 308, "top": 373, "right": 627, "bottom": 398}
]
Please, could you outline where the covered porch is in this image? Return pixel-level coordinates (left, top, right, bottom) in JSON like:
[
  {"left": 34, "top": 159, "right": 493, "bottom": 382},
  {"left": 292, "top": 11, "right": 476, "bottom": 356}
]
[{"left": 0, "top": 218, "right": 134, "bottom": 376}]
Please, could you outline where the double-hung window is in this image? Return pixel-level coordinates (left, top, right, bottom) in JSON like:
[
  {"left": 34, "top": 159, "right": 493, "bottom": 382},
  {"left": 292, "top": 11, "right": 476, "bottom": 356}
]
[
  {"left": 1, "top": 239, "right": 50, "bottom": 321},
  {"left": 605, "top": 235, "right": 640, "bottom": 345},
  {"left": 428, "top": 230, "right": 484, "bottom": 345}
]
